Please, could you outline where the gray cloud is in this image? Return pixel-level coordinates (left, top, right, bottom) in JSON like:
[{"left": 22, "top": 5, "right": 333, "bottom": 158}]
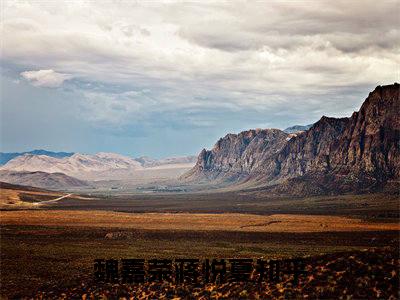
[
  {"left": 20, "top": 69, "right": 73, "bottom": 87},
  {"left": 173, "top": 1, "right": 400, "bottom": 54},
  {"left": 0, "top": 0, "right": 399, "bottom": 156}
]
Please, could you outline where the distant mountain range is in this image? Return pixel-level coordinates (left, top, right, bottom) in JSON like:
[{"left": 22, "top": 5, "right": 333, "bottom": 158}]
[
  {"left": 0, "top": 152, "right": 143, "bottom": 180},
  {"left": 0, "top": 149, "right": 74, "bottom": 165},
  {"left": 2, "top": 84, "right": 398, "bottom": 194},
  {"left": 0, "top": 151, "right": 197, "bottom": 186},
  {"left": 283, "top": 124, "right": 313, "bottom": 133},
  {"left": 0, "top": 150, "right": 196, "bottom": 166},
  {"left": 183, "top": 83, "right": 400, "bottom": 195},
  {"left": 135, "top": 155, "right": 197, "bottom": 168},
  {"left": 0, "top": 170, "right": 89, "bottom": 190}
]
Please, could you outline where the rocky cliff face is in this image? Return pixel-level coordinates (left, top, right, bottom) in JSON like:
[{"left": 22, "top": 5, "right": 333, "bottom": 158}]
[
  {"left": 183, "top": 83, "right": 400, "bottom": 194},
  {"left": 331, "top": 84, "right": 400, "bottom": 180},
  {"left": 183, "top": 128, "right": 289, "bottom": 182}
]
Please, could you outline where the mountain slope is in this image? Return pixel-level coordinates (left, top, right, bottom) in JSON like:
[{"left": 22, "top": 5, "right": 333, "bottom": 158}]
[
  {"left": 0, "top": 150, "right": 74, "bottom": 165},
  {"left": 0, "top": 152, "right": 143, "bottom": 180},
  {"left": 0, "top": 181, "right": 53, "bottom": 192},
  {"left": 266, "top": 83, "right": 399, "bottom": 185},
  {"left": 182, "top": 128, "right": 289, "bottom": 182},
  {"left": 135, "top": 156, "right": 197, "bottom": 168},
  {"left": 0, "top": 170, "right": 89, "bottom": 190},
  {"left": 1, "top": 152, "right": 197, "bottom": 181},
  {"left": 183, "top": 83, "right": 400, "bottom": 194}
]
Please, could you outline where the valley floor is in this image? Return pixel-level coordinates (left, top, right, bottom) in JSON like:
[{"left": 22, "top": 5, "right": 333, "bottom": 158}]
[
  {"left": 0, "top": 190, "right": 399, "bottom": 298},
  {"left": 1, "top": 210, "right": 399, "bottom": 232}
]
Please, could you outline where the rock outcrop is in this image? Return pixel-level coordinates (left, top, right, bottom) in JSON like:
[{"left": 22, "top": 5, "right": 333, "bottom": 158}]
[{"left": 183, "top": 83, "right": 400, "bottom": 194}]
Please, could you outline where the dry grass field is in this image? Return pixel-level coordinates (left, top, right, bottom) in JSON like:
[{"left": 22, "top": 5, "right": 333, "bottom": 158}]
[
  {"left": 0, "top": 184, "right": 92, "bottom": 209},
  {"left": 0, "top": 187, "right": 62, "bottom": 208},
  {"left": 0, "top": 187, "right": 399, "bottom": 298},
  {"left": 32, "top": 190, "right": 399, "bottom": 221},
  {"left": 29, "top": 247, "right": 399, "bottom": 299},
  {"left": 1, "top": 210, "right": 399, "bottom": 232}
]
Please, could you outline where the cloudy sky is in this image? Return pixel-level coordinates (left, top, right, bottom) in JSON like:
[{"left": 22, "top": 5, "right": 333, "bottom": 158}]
[{"left": 1, "top": 0, "right": 399, "bottom": 158}]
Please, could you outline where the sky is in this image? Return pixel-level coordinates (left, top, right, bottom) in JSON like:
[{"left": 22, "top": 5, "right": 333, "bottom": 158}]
[{"left": 0, "top": 0, "right": 399, "bottom": 158}]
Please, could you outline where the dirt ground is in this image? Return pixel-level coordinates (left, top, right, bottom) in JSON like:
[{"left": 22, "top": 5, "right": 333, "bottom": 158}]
[
  {"left": 0, "top": 189, "right": 399, "bottom": 298},
  {"left": 1, "top": 210, "right": 399, "bottom": 232}
]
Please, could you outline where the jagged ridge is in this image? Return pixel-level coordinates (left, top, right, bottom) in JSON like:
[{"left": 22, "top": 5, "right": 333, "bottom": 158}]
[{"left": 183, "top": 83, "right": 400, "bottom": 194}]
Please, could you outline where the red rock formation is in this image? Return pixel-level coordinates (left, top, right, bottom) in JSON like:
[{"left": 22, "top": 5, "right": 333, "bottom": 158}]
[
  {"left": 183, "top": 83, "right": 400, "bottom": 194},
  {"left": 183, "top": 128, "right": 289, "bottom": 182}
]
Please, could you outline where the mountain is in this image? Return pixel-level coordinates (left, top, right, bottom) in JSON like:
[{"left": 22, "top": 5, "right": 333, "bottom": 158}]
[
  {"left": 183, "top": 83, "right": 400, "bottom": 195},
  {"left": 283, "top": 124, "right": 313, "bottom": 133},
  {"left": 0, "top": 170, "right": 89, "bottom": 190},
  {"left": 134, "top": 156, "right": 156, "bottom": 166},
  {"left": 135, "top": 155, "right": 197, "bottom": 168},
  {"left": 0, "top": 181, "right": 51, "bottom": 192},
  {"left": 0, "top": 149, "right": 74, "bottom": 165},
  {"left": 0, "top": 152, "right": 197, "bottom": 181},
  {"left": 0, "top": 152, "right": 143, "bottom": 180},
  {"left": 183, "top": 128, "right": 289, "bottom": 182}
]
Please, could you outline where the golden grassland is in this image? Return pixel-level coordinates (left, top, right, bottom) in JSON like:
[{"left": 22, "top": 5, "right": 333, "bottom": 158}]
[
  {"left": 29, "top": 247, "right": 399, "bottom": 300},
  {"left": 1, "top": 210, "right": 399, "bottom": 232},
  {"left": 0, "top": 188, "right": 63, "bottom": 207},
  {"left": 0, "top": 187, "right": 399, "bottom": 298},
  {"left": 0, "top": 187, "right": 93, "bottom": 208}
]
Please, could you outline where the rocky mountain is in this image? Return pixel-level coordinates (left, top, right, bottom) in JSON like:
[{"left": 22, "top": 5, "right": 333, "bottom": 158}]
[
  {"left": 283, "top": 124, "right": 313, "bottom": 133},
  {"left": 183, "top": 83, "right": 400, "bottom": 194},
  {"left": 0, "top": 149, "right": 74, "bottom": 165},
  {"left": 0, "top": 152, "right": 143, "bottom": 180},
  {"left": 0, "top": 170, "right": 89, "bottom": 190},
  {"left": 183, "top": 128, "right": 290, "bottom": 182}
]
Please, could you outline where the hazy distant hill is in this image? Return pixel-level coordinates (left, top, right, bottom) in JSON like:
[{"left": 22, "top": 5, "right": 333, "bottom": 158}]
[
  {"left": 0, "top": 152, "right": 143, "bottom": 180},
  {"left": 0, "top": 150, "right": 74, "bottom": 165},
  {"left": 135, "top": 156, "right": 197, "bottom": 168},
  {"left": 183, "top": 83, "right": 400, "bottom": 195},
  {"left": 283, "top": 124, "right": 313, "bottom": 133},
  {"left": 0, "top": 170, "right": 89, "bottom": 190},
  {"left": 1, "top": 151, "right": 197, "bottom": 182},
  {"left": 0, "top": 181, "right": 52, "bottom": 192}
]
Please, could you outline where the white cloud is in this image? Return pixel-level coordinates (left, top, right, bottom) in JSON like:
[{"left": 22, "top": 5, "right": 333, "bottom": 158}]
[
  {"left": 1, "top": 0, "right": 399, "bottom": 127},
  {"left": 20, "top": 69, "right": 72, "bottom": 88}
]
